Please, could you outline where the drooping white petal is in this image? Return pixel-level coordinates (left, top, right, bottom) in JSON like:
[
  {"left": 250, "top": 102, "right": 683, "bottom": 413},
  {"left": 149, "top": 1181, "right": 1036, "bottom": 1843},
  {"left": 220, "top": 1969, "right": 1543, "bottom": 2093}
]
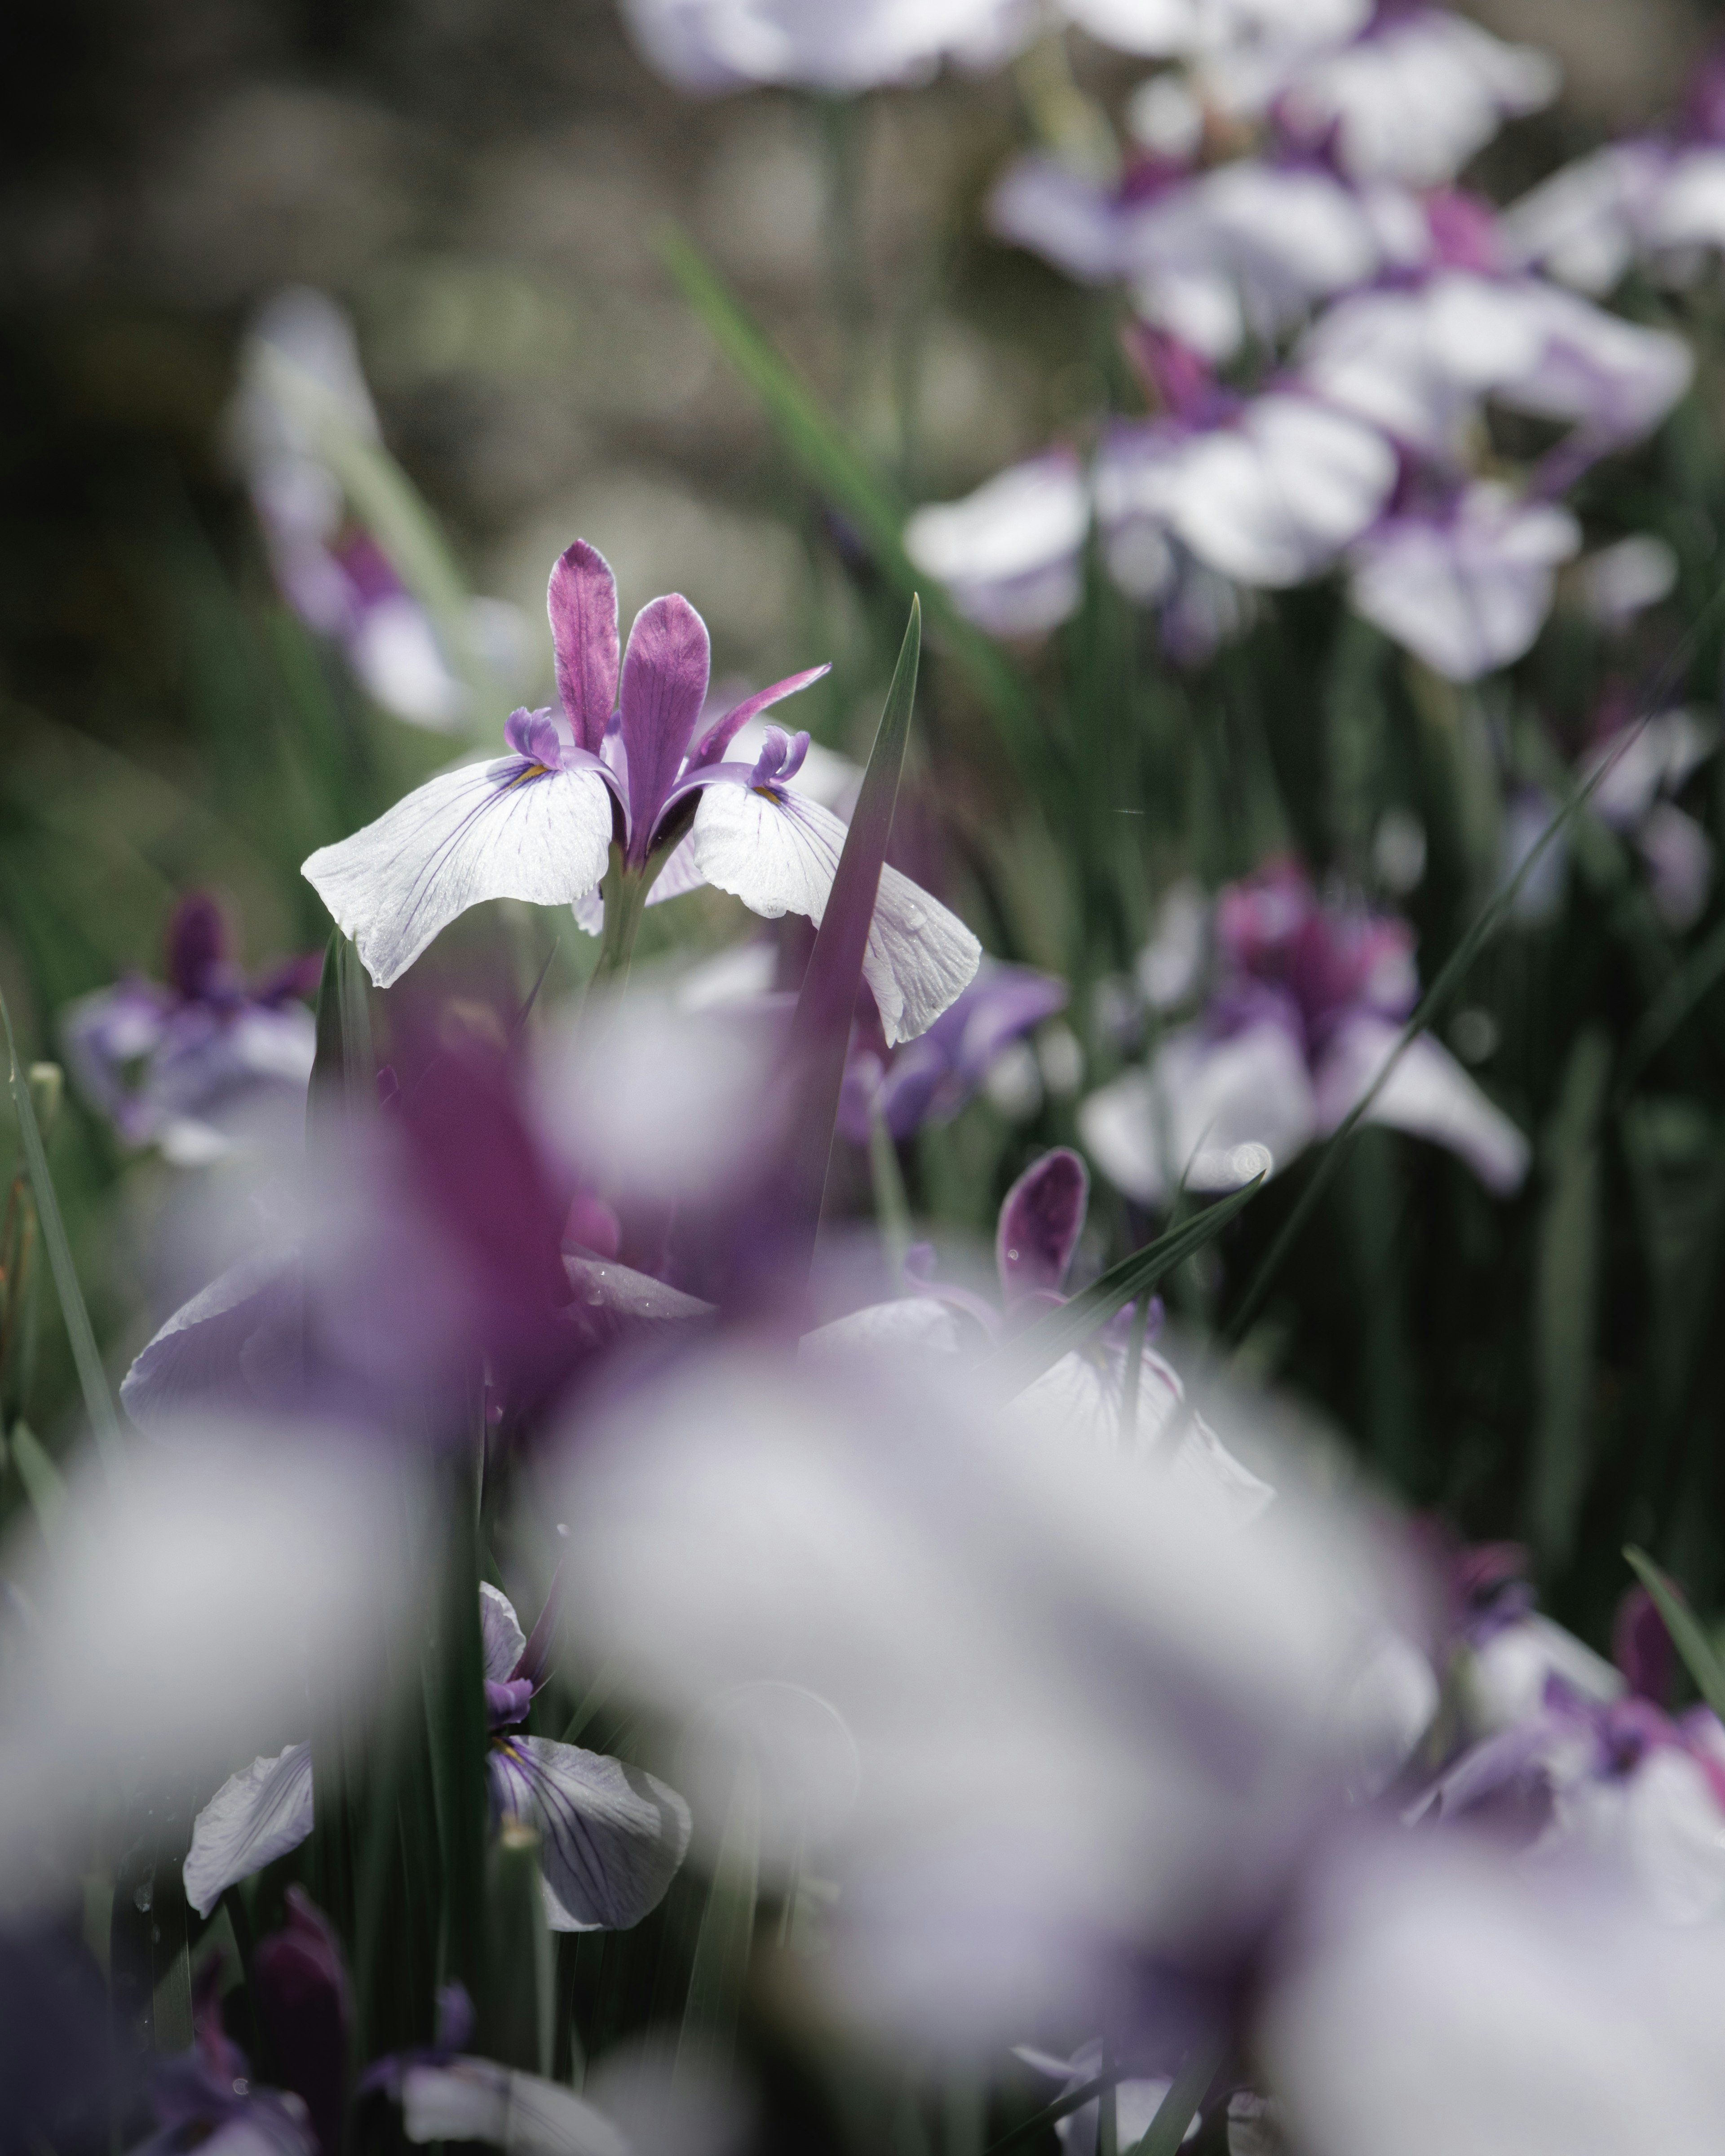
[
  {"left": 1313, "top": 1013, "right": 1530, "bottom": 1194},
  {"left": 690, "top": 786, "right": 982, "bottom": 1045},
  {"left": 184, "top": 1742, "right": 315, "bottom": 1918},
  {"left": 1504, "top": 142, "right": 1669, "bottom": 294},
  {"left": 1079, "top": 1021, "right": 1317, "bottom": 1206},
  {"left": 399, "top": 2057, "right": 629, "bottom": 2156},
  {"left": 479, "top": 1582, "right": 528, "bottom": 1684},
  {"left": 304, "top": 757, "right": 615, "bottom": 989},
  {"left": 489, "top": 1736, "right": 692, "bottom": 1932},
  {"left": 904, "top": 453, "right": 1089, "bottom": 636}
]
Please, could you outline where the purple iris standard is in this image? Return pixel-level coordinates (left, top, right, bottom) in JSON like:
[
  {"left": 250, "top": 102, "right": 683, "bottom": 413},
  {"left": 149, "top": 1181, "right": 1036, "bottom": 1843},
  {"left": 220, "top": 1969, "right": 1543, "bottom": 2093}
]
[
  {"left": 837, "top": 961, "right": 1068, "bottom": 1143},
  {"left": 184, "top": 1581, "right": 690, "bottom": 1933},
  {"left": 61, "top": 893, "right": 321, "bottom": 1166},
  {"left": 303, "top": 539, "right": 980, "bottom": 1042},
  {"left": 1081, "top": 860, "right": 1530, "bottom": 1205}
]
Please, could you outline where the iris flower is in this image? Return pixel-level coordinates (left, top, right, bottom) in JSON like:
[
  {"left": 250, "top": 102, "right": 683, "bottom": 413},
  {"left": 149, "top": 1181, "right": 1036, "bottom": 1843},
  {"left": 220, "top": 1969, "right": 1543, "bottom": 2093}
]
[
  {"left": 304, "top": 540, "right": 980, "bottom": 1041},
  {"left": 1081, "top": 861, "right": 1530, "bottom": 1204},
  {"left": 184, "top": 1582, "right": 690, "bottom": 1934}
]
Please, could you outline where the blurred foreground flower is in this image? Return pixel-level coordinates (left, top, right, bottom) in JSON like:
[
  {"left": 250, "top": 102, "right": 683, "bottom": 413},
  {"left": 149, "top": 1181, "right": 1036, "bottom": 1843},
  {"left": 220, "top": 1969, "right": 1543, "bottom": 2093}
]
[
  {"left": 837, "top": 960, "right": 1067, "bottom": 1141},
  {"left": 305, "top": 539, "right": 980, "bottom": 1038},
  {"left": 235, "top": 288, "right": 522, "bottom": 730},
  {"left": 1082, "top": 860, "right": 1529, "bottom": 1203},
  {"left": 62, "top": 892, "right": 320, "bottom": 1166},
  {"left": 186, "top": 1580, "right": 690, "bottom": 1931},
  {"left": 620, "top": 0, "right": 1030, "bottom": 91},
  {"left": 553, "top": 1339, "right": 1411, "bottom": 2053}
]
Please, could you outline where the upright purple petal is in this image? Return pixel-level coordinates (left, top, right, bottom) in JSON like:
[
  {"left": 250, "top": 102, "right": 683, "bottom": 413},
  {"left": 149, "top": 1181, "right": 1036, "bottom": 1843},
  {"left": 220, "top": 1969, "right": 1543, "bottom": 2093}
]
[
  {"left": 254, "top": 1890, "right": 352, "bottom": 2156},
  {"left": 166, "top": 892, "right": 230, "bottom": 1001},
  {"left": 548, "top": 541, "right": 620, "bottom": 754},
  {"left": 689, "top": 665, "right": 832, "bottom": 771},
  {"left": 1615, "top": 1586, "right": 1676, "bottom": 1708},
  {"left": 996, "top": 1148, "right": 1089, "bottom": 1304},
  {"left": 619, "top": 593, "right": 712, "bottom": 857}
]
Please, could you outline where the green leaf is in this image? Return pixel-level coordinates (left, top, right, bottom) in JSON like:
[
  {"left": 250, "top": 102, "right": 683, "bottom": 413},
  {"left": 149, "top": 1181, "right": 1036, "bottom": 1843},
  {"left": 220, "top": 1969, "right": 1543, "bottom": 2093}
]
[
  {"left": 0, "top": 990, "right": 123, "bottom": 1462},
  {"left": 656, "top": 227, "right": 1051, "bottom": 795},
  {"left": 8, "top": 1420, "right": 66, "bottom": 1541},
  {"left": 1126, "top": 2038, "right": 1224, "bottom": 2156},
  {"left": 988, "top": 1175, "right": 1265, "bottom": 1396},
  {"left": 1623, "top": 1546, "right": 1725, "bottom": 1722},
  {"left": 1530, "top": 1030, "right": 1611, "bottom": 1568},
  {"left": 986, "top": 2077, "right": 1117, "bottom": 2156}
]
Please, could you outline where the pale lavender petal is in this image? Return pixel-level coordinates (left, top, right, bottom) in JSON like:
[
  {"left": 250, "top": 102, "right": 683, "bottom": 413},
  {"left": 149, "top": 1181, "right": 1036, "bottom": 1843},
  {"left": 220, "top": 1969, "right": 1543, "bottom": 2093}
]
[
  {"left": 996, "top": 1148, "right": 1088, "bottom": 1303},
  {"left": 398, "top": 2056, "right": 630, "bottom": 2156},
  {"left": 904, "top": 452, "right": 1089, "bottom": 637},
  {"left": 1635, "top": 803, "right": 1713, "bottom": 931},
  {"left": 548, "top": 541, "right": 619, "bottom": 755},
  {"left": 619, "top": 592, "right": 712, "bottom": 854},
  {"left": 489, "top": 1736, "right": 692, "bottom": 1932},
  {"left": 801, "top": 1298, "right": 965, "bottom": 1365},
  {"left": 1316, "top": 1013, "right": 1530, "bottom": 1194},
  {"left": 988, "top": 155, "right": 1129, "bottom": 283},
  {"left": 479, "top": 1582, "right": 527, "bottom": 1685},
  {"left": 690, "top": 785, "right": 981, "bottom": 1045},
  {"left": 184, "top": 1743, "right": 314, "bottom": 1917},
  {"left": 302, "top": 757, "right": 615, "bottom": 988},
  {"left": 1079, "top": 1021, "right": 1315, "bottom": 1207},
  {"left": 119, "top": 1251, "right": 304, "bottom": 1431}
]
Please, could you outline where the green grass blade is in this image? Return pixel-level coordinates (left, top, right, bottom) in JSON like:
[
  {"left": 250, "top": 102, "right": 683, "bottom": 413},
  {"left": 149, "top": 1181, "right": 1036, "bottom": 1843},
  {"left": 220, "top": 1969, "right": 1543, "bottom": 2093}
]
[
  {"left": 8, "top": 1420, "right": 67, "bottom": 1541},
  {"left": 656, "top": 227, "right": 1051, "bottom": 794},
  {"left": 0, "top": 997, "right": 123, "bottom": 1461},
  {"left": 988, "top": 1174, "right": 1265, "bottom": 1396},
  {"left": 1619, "top": 912, "right": 1725, "bottom": 1095},
  {"left": 1125, "top": 2039, "right": 1224, "bottom": 2156},
  {"left": 1623, "top": 1546, "right": 1725, "bottom": 1721},
  {"left": 1530, "top": 1030, "right": 1611, "bottom": 1570}
]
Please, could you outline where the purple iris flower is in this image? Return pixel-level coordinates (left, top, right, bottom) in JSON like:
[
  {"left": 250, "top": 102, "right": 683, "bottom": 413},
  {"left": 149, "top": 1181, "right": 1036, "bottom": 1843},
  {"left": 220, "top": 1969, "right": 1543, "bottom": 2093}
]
[
  {"left": 1082, "top": 860, "right": 1529, "bottom": 1203},
  {"left": 304, "top": 540, "right": 979, "bottom": 1040},
  {"left": 129, "top": 1950, "right": 316, "bottom": 2156},
  {"left": 184, "top": 1581, "right": 691, "bottom": 1934},
  {"left": 61, "top": 893, "right": 321, "bottom": 1166},
  {"left": 837, "top": 961, "right": 1068, "bottom": 1143}
]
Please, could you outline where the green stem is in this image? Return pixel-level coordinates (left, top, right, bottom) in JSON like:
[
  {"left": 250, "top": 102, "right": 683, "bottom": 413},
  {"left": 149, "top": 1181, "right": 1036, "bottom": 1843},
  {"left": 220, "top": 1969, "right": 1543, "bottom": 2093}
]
[
  {"left": 587, "top": 848, "right": 652, "bottom": 998},
  {"left": 868, "top": 1100, "right": 914, "bottom": 1282}
]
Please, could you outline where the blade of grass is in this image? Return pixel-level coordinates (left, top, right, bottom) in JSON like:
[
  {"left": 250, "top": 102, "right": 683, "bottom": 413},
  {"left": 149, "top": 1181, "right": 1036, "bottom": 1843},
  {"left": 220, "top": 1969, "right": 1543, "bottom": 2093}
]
[
  {"left": 1623, "top": 1546, "right": 1725, "bottom": 1721},
  {"left": 1619, "top": 911, "right": 1725, "bottom": 1097},
  {"left": 988, "top": 1173, "right": 1265, "bottom": 1396},
  {"left": 656, "top": 228, "right": 1052, "bottom": 797},
  {"left": 8, "top": 1420, "right": 66, "bottom": 1542},
  {"left": 0, "top": 997, "right": 123, "bottom": 1461}
]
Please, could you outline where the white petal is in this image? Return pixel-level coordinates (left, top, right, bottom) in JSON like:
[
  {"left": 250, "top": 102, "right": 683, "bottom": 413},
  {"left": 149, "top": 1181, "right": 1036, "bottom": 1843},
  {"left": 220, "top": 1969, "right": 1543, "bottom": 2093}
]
[
  {"left": 401, "top": 2058, "right": 629, "bottom": 2156},
  {"left": 801, "top": 1298, "right": 964, "bottom": 1365},
  {"left": 1626, "top": 1748, "right": 1725, "bottom": 1925},
  {"left": 904, "top": 454, "right": 1089, "bottom": 636},
  {"left": 690, "top": 788, "right": 982, "bottom": 1045},
  {"left": 1464, "top": 1612, "right": 1623, "bottom": 1735},
  {"left": 303, "top": 757, "right": 615, "bottom": 989},
  {"left": 1314, "top": 1014, "right": 1530, "bottom": 1194},
  {"left": 490, "top": 1736, "right": 692, "bottom": 1932},
  {"left": 1079, "top": 1021, "right": 1318, "bottom": 1206},
  {"left": 184, "top": 1742, "right": 314, "bottom": 1917},
  {"left": 479, "top": 1581, "right": 527, "bottom": 1683}
]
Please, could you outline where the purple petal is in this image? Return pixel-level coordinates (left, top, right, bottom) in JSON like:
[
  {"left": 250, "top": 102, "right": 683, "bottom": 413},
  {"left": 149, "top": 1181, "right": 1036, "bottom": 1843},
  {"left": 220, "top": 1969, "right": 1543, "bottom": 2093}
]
[
  {"left": 548, "top": 541, "right": 620, "bottom": 755},
  {"left": 478, "top": 1582, "right": 528, "bottom": 1685},
  {"left": 488, "top": 1736, "right": 692, "bottom": 1931},
  {"left": 1615, "top": 1586, "right": 1676, "bottom": 1708},
  {"left": 166, "top": 892, "right": 230, "bottom": 1001},
  {"left": 689, "top": 665, "right": 832, "bottom": 771},
  {"left": 502, "top": 706, "right": 564, "bottom": 769},
  {"left": 619, "top": 593, "right": 711, "bottom": 857},
  {"left": 254, "top": 1889, "right": 351, "bottom": 2156},
  {"left": 996, "top": 1147, "right": 1089, "bottom": 1303},
  {"left": 485, "top": 1677, "right": 534, "bottom": 1728}
]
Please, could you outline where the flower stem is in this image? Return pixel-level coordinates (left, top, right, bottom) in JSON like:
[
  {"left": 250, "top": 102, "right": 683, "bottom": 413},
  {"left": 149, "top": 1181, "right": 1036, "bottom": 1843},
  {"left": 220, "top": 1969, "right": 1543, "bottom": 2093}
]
[
  {"left": 868, "top": 1099, "right": 913, "bottom": 1282},
  {"left": 589, "top": 847, "right": 651, "bottom": 994}
]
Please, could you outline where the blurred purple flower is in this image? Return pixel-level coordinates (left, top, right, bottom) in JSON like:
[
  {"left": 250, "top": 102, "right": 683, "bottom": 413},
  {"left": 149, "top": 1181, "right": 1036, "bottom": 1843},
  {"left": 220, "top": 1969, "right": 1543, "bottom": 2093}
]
[
  {"left": 234, "top": 288, "right": 522, "bottom": 731},
  {"left": 0, "top": 1921, "right": 114, "bottom": 2156},
  {"left": 61, "top": 892, "right": 320, "bottom": 1166},
  {"left": 305, "top": 540, "right": 978, "bottom": 1038},
  {"left": 1081, "top": 860, "right": 1529, "bottom": 1202},
  {"left": 837, "top": 960, "right": 1068, "bottom": 1142},
  {"left": 186, "top": 1582, "right": 690, "bottom": 1932},
  {"left": 131, "top": 1950, "right": 316, "bottom": 2156}
]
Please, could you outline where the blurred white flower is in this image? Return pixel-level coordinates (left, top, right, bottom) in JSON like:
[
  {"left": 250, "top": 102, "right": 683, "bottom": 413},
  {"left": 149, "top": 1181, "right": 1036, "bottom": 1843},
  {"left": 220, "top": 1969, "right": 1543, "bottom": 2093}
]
[{"left": 620, "top": 0, "right": 1033, "bottom": 93}]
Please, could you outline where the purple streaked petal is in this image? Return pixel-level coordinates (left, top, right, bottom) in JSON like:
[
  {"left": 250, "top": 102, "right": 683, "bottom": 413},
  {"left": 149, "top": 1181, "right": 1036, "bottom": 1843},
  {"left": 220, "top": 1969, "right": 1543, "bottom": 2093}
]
[
  {"left": 119, "top": 1251, "right": 305, "bottom": 1434},
  {"left": 301, "top": 755, "right": 614, "bottom": 989},
  {"left": 996, "top": 1148, "right": 1089, "bottom": 1303},
  {"left": 690, "top": 786, "right": 981, "bottom": 1046},
  {"left": 619, "top": 592, "right": 711, "bottom": 859},
  {"left": 548, "top": 541, "right": 619, "bottom": 755},
  {"left": 689, "top": 665, "right": 832, "bottom": 770},
  {"left": 488, "top": 1736, "right": 692, "bottom": 1931},
  {"left": 478, "top": 1582, "right": 527, "bottom": 1685},
  {"left": 184, "top": 1743, "right": 315, "bottom": 1918}
]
